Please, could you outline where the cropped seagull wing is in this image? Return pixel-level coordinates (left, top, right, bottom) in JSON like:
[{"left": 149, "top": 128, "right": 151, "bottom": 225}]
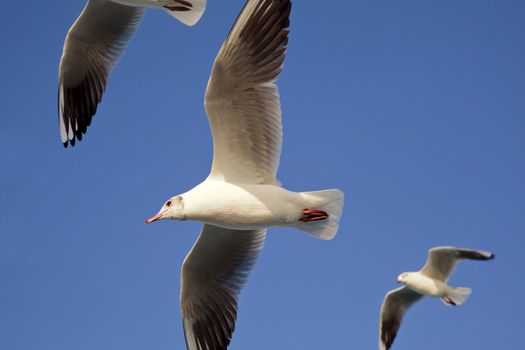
[
  {"left": 58, "top": 0, "right": 144, "bottom": 146},
  {"left": 420, "top": 246, "right": 494, "bottom": 282},
  {"left": 163, "top": 0, "right": 207, "bottom": 26},
  {"left": 204, "top": 0, "right": 292, "bottom": 184},
  {"left": 181, "top": 224, "right": 266, "bottom": 350},
  {"left": 379, "top": 286, "right": 423, "bottom": 350}
]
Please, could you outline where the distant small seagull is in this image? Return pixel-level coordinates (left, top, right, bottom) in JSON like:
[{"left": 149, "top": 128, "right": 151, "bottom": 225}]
[
  {"left": 58, "top": 0, "right": 206, "bottom": 147},
  {"left": 379, "top": 246, "right": 494, "bottom": 350},
  {"left": 144, "top": 0, "right": 344, "bottom": 348}
]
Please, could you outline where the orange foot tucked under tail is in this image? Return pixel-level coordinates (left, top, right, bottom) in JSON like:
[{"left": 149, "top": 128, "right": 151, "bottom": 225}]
[{"left": 299, "top": 209, "right": 329, "bottom": 222}]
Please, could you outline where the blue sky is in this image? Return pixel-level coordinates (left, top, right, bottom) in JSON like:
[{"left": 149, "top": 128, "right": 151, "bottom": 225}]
[{"left": 1, "top": 0, "right": 524, "bottom": 349}]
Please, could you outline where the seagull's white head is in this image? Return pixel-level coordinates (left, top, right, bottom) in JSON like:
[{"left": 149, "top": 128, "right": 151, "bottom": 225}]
[
  {"left": 144, "top": 196, "right": 185, "bottom": 224},
  {"left": 397, "top": 272, "right": 413, "bottom": 284}
]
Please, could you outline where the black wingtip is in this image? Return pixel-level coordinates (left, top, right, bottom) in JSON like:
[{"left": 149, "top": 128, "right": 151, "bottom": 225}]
[
  {"left": 59, "top": 77, "right": 99, "bottom": 149},
  {"left": 480, "top": 251, "right": 495, "bottom": 261}
]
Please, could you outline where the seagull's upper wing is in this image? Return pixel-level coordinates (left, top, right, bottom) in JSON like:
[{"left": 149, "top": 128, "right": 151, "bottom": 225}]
[
  {"left": 204, "top": 0, "right": 291, "bottom": 184},
  {"left": 420, "top": 246, "right": 494, "bottom": 282},
  {"left": 180, "top": 224, "right": 266, "bottom": 350},
  {"left": 58, "top": 0, "right": 144, "bottom": 146},
  {"left": 379, "top": 286, "right": 423, "bottom": 350}
]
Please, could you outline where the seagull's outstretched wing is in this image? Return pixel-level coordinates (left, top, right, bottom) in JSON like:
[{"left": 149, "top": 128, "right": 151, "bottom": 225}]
[
  {"left": 204, "top": 0, "right": 291, "bottom": 184},
  {"left": 420, "top": 246, "right": 494, "bottom": 282},
  {"left": 58, "top": 0, "right": 144, "bottom": 147},
  {"left": 180, "top": 224, "right": 266, "bottom": 350},
  {"left": 379, "top": 286, "right": 423, "bottom": 350}
]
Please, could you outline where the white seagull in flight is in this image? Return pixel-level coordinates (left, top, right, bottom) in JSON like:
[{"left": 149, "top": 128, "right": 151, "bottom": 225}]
[
  {"left": 58, "top": 0, "right": 207, "bottom": 147},
  {"left": 145, "top": 0, "right": 344, "bottom": 348},
  {"left": 379, "top": 246, "right": 494, "bottom": 350}
]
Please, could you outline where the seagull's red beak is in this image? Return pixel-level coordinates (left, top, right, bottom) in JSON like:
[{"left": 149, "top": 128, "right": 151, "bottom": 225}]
[{"left": 144, "top": 212, "right": 163, "bottom": 225}]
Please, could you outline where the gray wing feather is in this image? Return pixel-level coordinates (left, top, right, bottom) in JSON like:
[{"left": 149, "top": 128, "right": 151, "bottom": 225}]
[
  {"left": 181, "top": 224, "right": 266, "bottom": 350},
  {"left": 58, "top": 0, "right": 144, "bottom": 146},
  {"left": 204, "top": 0, "right": 291, "bottom": 184},
  {"left": 420, "top": 246, "right": 494, "bottom": 281},
  {"left": 379, "top": 286, "right": 423, "bottom": 350}
]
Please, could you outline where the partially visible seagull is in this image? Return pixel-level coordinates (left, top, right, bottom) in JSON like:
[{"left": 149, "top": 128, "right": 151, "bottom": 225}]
[
  {"left": 379, "top": 246, "right": 494, "bottom": 350},
  {"left": 58, "top": 0, "right": 207, "bottom": 147},
  {"left": 144, "top": 0, "right": 344, "bottom": 348}
]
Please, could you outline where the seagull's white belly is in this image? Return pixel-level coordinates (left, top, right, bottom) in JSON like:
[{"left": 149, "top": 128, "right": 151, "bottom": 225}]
[
  {"left": 405, "top": 273, "right": 447, "bottom": 297},
  {"left": 183, "top": 181, "right": 304, "bottom": 230}
]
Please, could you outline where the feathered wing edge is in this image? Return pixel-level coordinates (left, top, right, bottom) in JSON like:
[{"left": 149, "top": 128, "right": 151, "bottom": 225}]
[
  {"left": 180, "top": 225, "right": 266, "bottom": 350},
  {"left": 58, "top": 1, "right": 144, "bottom": 146}
]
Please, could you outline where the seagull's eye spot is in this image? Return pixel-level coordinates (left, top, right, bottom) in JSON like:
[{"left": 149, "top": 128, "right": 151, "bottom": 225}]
[{"left": 166, "top": 200, "right": 172, "bottom": 208}]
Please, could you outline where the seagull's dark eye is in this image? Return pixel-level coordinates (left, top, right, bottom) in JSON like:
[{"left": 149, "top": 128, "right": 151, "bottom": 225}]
[{"left": 166, "top": 200, "right": 172, "bottom": 207}]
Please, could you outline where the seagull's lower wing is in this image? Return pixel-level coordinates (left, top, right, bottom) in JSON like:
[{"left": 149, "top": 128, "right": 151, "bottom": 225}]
[
  {"left": 58, "top": 0, "right": 144, "bottom": 146},
  {"left": 379, "top": 286, "right": 423, "bottom": 350},
  {"left": 420, "top": 246, "right": 494, "bottom": 281},
  {"left": 181, "top": 224, "right": 266, "bottom": 350}
]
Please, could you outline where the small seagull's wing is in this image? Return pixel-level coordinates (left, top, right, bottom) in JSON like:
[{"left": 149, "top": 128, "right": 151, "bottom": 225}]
[
  {"left": 58, "top": 0, "right": 144, "bottom": 146},
  {"left": 204, "top": 0, "right": 291, "bottom": 184},
  {"left": 379, "top": 286, "right": 423, "bottom": 350},
  {"left": 420, "top": 246, "right": 494, "bottom": 281},
  {"left": 181, "top": 224, "right": 266, "bottom": 350}
]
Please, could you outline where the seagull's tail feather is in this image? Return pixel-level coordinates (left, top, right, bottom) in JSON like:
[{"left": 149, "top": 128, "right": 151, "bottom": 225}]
[
  {"left": 163, "top": 0, "right": 206, "bottom": 26},
  {"left": 442, "top": 287, "right": 471, "bottom": 306},
  {"left": 295, "top": 189, "right": 344, "bottom": 240}
]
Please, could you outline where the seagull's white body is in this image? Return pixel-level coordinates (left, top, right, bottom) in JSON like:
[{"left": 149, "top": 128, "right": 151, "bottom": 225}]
[
  {"left": 58, "top": 0, "right": 206, "bottom": 146},
  {"left": 144, "top": 1, "right": 344, "bottom": 348},
  {"left": 401, "top": 272, "right": 450, "bottom": 298},
  {"left": 181, "top": 181, "right": 338, "bottom": 230},
  {"left": 183, "top": 181, "right": 301, "bottom": 228},
  {"left": 379, "top": 246, "right": 494, "bottom": 350}
]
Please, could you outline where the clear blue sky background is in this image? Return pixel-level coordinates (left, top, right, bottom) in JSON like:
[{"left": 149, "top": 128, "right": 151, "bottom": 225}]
[{"left": 1, "top": 1, "right": 523, "bottom": 349}]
